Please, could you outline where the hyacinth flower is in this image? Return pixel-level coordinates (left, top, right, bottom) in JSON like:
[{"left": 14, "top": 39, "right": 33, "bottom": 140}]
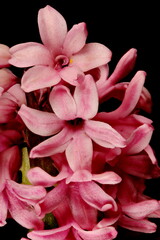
[
  {"left": 18, "top": 74, "right": 126, "bottom": 173},
  {"left": 9, "top": 5, "right": 112, "bottom": 91},
  {"left": 0, "top": 4, "right": 160, "bottom": 240}
]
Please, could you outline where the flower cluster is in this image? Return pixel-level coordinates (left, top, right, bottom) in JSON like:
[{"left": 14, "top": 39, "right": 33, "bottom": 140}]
[{"left": 0, "top": 5, "right": 160, "bottom": 240}]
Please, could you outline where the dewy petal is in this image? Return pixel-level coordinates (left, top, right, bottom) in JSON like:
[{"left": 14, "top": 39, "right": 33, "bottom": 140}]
[
  {"left": 9, "top": 42, "right": 52, "bottom": 67},
  {"left": 79, "top": 181, "right": 117, "bottom": 211},
  {"left": 107, "top": 48, "right": 137, "bottom": 85},
  {"left": 66, "top": 131, "right": 93, "bottom": 171},
  {"left": 124, "top": 124, "right": 153, "bottom": 154},
  {"left": 30, "top": 128, "right": 72, "bottom": 158},
  {"left": 84, "top": 120, "right": 126, "bottom": 148},
  {"left": 21, "top": 66, "right": 61, "bottom": 92},
  {"left": 49, "top": 85, "right": 77, "bottom": 120},
  {"left": 72, "top": 43, "right": 112, "bottom": 72},
  {"left": 18, "top": 104, "right": 64, "bottom": 136},
  {"left": 63, "top": 22, "right": 88, "bottom": 56},
  {"left": 122, "top": 200, "right": 160, "bottom": 220},
  {"left": 118, "top": 215, "right": 157, "bottom": 233},
  {"left": 38, "top": 5, "right": 67, "bottom": 55},
  {"left": 74, "top": 74, "right": 99, "bottom": 119}
]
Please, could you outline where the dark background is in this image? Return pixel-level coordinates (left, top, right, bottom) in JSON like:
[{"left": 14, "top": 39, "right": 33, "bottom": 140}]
[{"left": 0, "top": 0, "right": 160, "bottom": 239}]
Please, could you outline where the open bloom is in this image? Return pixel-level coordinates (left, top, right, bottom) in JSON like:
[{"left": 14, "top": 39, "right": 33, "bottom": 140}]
[
  {"left": 9, "top": 5, "right": 112, "bottom": 92},
  {"left": 18, "top": 74, "right": 126, "bottom": 171},
  {"left": 0, "top": 145, "right": 46, "bottom": 229}
]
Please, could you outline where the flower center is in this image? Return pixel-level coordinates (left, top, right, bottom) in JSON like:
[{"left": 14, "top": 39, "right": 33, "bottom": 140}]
[
  {"left": 68, "top": 118, "right": 83, "bottom": 126},
  {"left": 54, "top": 55, "right": 69, "bottom": 70}
]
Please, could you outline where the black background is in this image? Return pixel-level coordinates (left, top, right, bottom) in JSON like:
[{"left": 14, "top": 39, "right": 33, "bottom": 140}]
[{"left": 0, "top": 0, "right": 160, "bottom": 239}]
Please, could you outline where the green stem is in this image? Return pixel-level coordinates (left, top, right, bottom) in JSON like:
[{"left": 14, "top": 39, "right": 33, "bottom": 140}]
[{"left": 20, "top": 146, "right": 31, "bottom": 185}]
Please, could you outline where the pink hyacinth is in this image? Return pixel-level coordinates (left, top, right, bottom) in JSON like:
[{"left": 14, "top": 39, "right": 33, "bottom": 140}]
[
  {"left": 9, "top": 5, "right": 111, "bottom": 91},
  {"left": 0, "top": 4, "right": 160, "bottom": 240}
]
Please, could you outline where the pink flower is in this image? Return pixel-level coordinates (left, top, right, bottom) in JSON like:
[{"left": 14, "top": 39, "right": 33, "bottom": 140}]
[
  {"left": 117, "top": 174, "right": 160, "bottom": 233},
  {"left": 96, "top": 49, "right": 152, "bottom": 113},
  {"left": 0, "top": 44, "right": 11, "bottom": 68},
  {"left": 18, "top": 75, "right": 126, "bottom": 171},
  {"left": 26, "top": 173, "right": 118, "bottom": 240},
  {"left": 0, "top": 146, "right": 21, "bottom": 226},
  {"left": 27, "top": 222, "right": 117, "bottom": 240},
  {"left": 5, "top": 180, "right": 46, "bottom": 230},
  {"left": 9, "top": 5, "right": 112, "bottom": 92}
]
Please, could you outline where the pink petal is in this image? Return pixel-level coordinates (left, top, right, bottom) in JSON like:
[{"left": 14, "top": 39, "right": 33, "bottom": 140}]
[
  {"left": 27, "top": 224, "right": 71, "bottom": 240},
  {"left": 21, "top": 66, "right": 61, "bottom": 92},
  {"left": 0, "top": 68, "right": 17, "bottom": 91},
  {"left": 59, "top": 65, "right": 84, "bottom": 86},
  {"left": 79, "top": 181, "right": 117, "bottom": 211},
  {"left": 18, "top": 104, "right": 64, "bottom": 136},
  {"left": 72, "top": 43, "right": 112, "bottom": 72},
  {"left": 0, "top": 146, "right": 21, "bottom": 191},
  {"left": 118, "top": 215, "right": 157, "bottom": 233},
  {"left": 9, "top": 42, "right": 52, "bottom": 67},
  {"left": 124, "top": 124, "right": 153, "bottom": 154},
  {"left": 28, "top": 166, "right": 69, "bottom": 187},
  {"left": 84, "top": 120, "right": 126, "bottom": 148},
  {"left": 63, "top": 22, "right": 88, "bottom": 56},
  {"left": 66, "top": 170, "right": 92, "bottom": 184},
  {"left": 145, "top": 145, "right": 157, "bottom": 164},
  {"left": 30, "top": 128, "right": 72, "bottom": 158},
  {"left": 52, "top": 198, "right": 73, "bottom": 226},
  {"left": 107, "top": 48, "right": 137, "bottom": 85},
  {"left": 6, "top": 84, "right": 26, "bottom": 106},
  {"left": 137, "top": 86, "right": 152, "bottom": 113},
  {"left": 0, "top": 191, "right": 8, "bottom": 226},
  {"left": 38, "top": 5, "right": 67, "bottom": 55},
  {"left": 117, "top": 154, "right": 160, "bottom": 179},
  {"left": 0, "top": 44, "right": 11, "bottom": 67},
  {"left": 102, "top": 71, "right": 146, "bottom": 120},
  {"left": 66, "top": 131, "right": 93, "bottom": 171},
  {"left": 6, "top": 180, "right": 46, "bottom": 203},
  {"left": 74, "top": 74, "right": 99, "bottom": 119},
  {"left": 92, "top": 171, "right": 122, "bottom": 185},
  {"left": 40, "top": 181, "right": 68, "bottom": 217},
  {"left": 6, "top": 181, "right": 44, "bottom": 230},
  {"left": 75, "top": 225, "right": 118, "bottom": 240},
  {"left": 69, "top": 184, "right": 97, "bottom": 230},
  {"left": 49, "top": 85, "right": 77, "bottom": 120},
  {"left": 0, "top": 98, "right": 18, "bottom": 123},
  {"left": 122, "top": 200, "right": 160, "bottom": 220}
]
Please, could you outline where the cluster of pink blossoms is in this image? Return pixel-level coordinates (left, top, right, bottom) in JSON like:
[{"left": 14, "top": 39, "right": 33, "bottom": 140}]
[{"left": 0, "top": 5, "right": 160, "bottom": 240}]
